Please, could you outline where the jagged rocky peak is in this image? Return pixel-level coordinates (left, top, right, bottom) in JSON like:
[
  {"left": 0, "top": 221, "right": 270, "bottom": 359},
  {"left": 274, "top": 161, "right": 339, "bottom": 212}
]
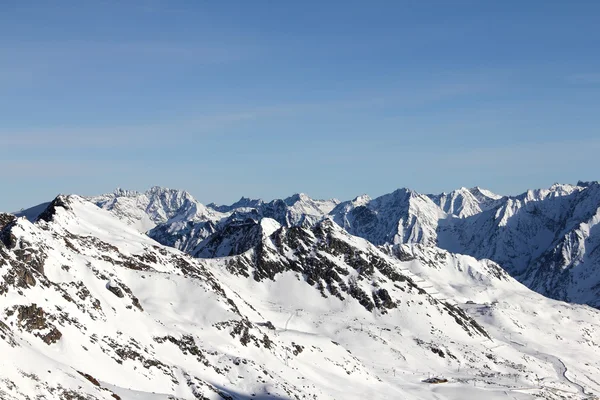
[
  {"left": 283, "top": 192, "right": 312, "bottom": 205},
  {"left": 351, "top": 194, "right": 372, "bottom": 206},
  {"left": 145, "top": 185, "right": 196, "bottom": 205},
  {"left": 208, "top": 193, "right": 339, "bottom": 222},
  {"left": 207, "top": 196, "right": 264, "bottom": 213},
  {"left": 224, "top": 216, "right": 492, "bottom": 338},
  {"left": 0, "top": 213, "right": 16, "bottom": 231},
  {"left": 36, "top": 195, "right": 73, "bottom": 223},
  {"left": 282, "top": 193, "right": 339, "bottom": 222},
  {"left": 93, "top": 185, "right": 197, "bottom": 212},
  {"left": 1, "top": 193, "right": 358, "bottom": 400},
  {"left": 427, "top": 186, "right": 503, "bottom": 218},
  {"left": 518, "top": 182, "right": 583, "bottom": 202},
  {"left": 9, "top": 194, "right": 74, "bottom": 225},
  {"left": 88, "top": 186, "right": 220, "bottom": 232},
  {"left": 331, "top": 187, "right": 442, "bottom": 246},
  {"left": 111, "top": 187, "right": 141, "bottom": 197},
  {"left": 187, "top": 216, "right": 282, "bottom": 259},
  {"left": 468, "top": 186, "right": 502, "bottom": 201},
  {"left": 577, "top": 180, "right": 600, "bottom": 188}
]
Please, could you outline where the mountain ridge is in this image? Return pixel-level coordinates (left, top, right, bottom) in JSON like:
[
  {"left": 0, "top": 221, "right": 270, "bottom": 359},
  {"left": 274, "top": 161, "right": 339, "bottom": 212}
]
[
  {"left": 71, "top": 182, "right": 600, "bottom": 308},
  {"left": 2, "top": 192, "right": 600, "bottom": 399}
]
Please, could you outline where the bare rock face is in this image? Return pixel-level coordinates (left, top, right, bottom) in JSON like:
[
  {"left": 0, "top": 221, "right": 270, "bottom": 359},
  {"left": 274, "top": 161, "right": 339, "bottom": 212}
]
[
  {"left": 0, "top": 213, "right": 16, "bottom": 231},
  {"left": 37, "top": 195, "right": 72, "bottom": 223},
  {"left": 106, "top": 281, "right": 125, "bottom": 298},
  {"left": 17, "top": 304, "right": 62, "bottom": 345},
  {"left": 0, "top": 223, "right": 18, "bottom": 250}
]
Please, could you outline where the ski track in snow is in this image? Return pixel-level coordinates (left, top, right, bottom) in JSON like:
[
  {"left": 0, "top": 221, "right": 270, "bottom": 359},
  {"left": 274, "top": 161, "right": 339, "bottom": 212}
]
[
  {"left": 284, "top": 312, "right": 294, "bottom": 331},
  {"left": 481, "top": 317, "right": 589, "bottom": 397}
]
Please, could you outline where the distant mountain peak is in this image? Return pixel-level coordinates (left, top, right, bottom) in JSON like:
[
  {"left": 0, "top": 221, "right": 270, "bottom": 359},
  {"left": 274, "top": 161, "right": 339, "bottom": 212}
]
[
  {"left": 284, "top": 192, "right": 311, "bottom": 205},
  {"left": 468, "top": 186, "right": 502, "bottom": 200},
  {"left": 351, "top": 194, "right": 372, "bottom": 205},
  {"left": 113, "top": 187, "right": 141, "bottom": 197}
]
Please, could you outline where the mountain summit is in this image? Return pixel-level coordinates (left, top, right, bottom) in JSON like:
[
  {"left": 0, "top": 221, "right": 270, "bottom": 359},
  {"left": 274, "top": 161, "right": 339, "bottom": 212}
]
[{"left": 3, "top": 182, "right": 600, "bottom": 399}]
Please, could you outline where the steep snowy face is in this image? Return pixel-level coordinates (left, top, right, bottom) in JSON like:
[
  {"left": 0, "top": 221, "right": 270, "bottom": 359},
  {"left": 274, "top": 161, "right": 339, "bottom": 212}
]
[
  {"left": 331, "top": 189, "right": 444, "bottom": 247},
  {"left": 210, "top": 219, "right": 600, "bottom": 399},
  {"left": 188, "top": 217, "right": 270, "bottom": 259},
  {"left": 3, "top": 195, "right": 600, "bottom": 399},
  {"left": 427, "top": 187, "right": 504, "bottom": 218},
  {"left": 520, "top": 185, "right": 600, "bottom": 307},
  {"left": 437, "top": 182, "right": 600, "bottom": 306},
  {"left": 281, "top": 193, "right": 340, "bottom": 225},
  {"left": 89, "top": 186, "right": 221, "bottom": 232},
  {"left": 208, "top": 193, "right": 339, "bottom": 227},
  {"left": 223, "top": 218, "right": 484, "bottom": 321},
  {"left": 87, "top": 183, "right": 600, "bottom": 308},
  {"left": 383, "top": 244, "right": 519, "bottom": 304},
  {"left": 0, "top": 196, "right": 389, "bottom": 400},
  {"left": 150, "top": 193, "right": 339, "bottom": 257}
]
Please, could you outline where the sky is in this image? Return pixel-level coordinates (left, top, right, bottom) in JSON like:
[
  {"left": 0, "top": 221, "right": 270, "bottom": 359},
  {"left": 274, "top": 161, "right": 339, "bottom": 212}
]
[{"left": 1, "top": 0, "right": 599, "bottom": 211}]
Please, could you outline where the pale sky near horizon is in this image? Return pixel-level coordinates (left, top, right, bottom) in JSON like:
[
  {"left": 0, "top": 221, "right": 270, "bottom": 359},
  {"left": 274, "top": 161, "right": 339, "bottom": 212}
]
[{"left": 1, "top": 1, "right": 599, "bottom": 211}]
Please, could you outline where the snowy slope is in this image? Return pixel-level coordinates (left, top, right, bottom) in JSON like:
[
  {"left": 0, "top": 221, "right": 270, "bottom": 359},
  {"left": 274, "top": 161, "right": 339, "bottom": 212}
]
[
  {"left": 384, "top": 244, "right": 600, "bottom": 398},
  {"left": 89, "top": 187, "right": 223, "bottom": 233},
  {"left": 0, "top": 197, "right": 379, "bottom": 399},
  {"left": 330, "top": 189, "right": 444, "bottom": 246},
  {"left": 150, "top": 192, "right": 339, "bottom": 258},
  {"left": 206, "top": 219, "right": 600, "bottom": 399},
  {"left": 437, "top": 182, "right": 600, "bottom": 307},
  {"left": 88, "top": 188, "right": 339, "bottom": 255},
  {"left": 2, "top": 194, "right": 600, "bottom": 399},
  {"left": 85, "top": 183, "right": 600, "bottom": 308},
  {"left": 206, "top": 193, "right": 339, "bottom": 228},
  {"left": 427, "top": 187, "right": 504, "bottom": 218},
  {"left": 207, "top": 194, "right": 339, "bottom": 226}
]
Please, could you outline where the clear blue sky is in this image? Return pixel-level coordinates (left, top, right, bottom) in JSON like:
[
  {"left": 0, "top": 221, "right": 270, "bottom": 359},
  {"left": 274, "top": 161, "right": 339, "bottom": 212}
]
[{"left": 1, "top": 0, "right": 599, "bottom": 211}]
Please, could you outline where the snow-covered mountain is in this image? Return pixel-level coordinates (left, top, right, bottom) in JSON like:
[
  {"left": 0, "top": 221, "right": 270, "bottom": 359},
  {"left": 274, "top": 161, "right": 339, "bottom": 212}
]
[
  {"left": 207, "top": 193, "right": 339, "bottom": 227},
  {"left": 89, "top": 186, "right": 223, "bottom": 233},
  {"left": 437, "top": 182, "right": 600, "bottom": 307},
  {"left": 426, "top": 186, "right": 504, "bottom": 218},
  {"left": 5, "top": 183, "right": 600, "bottom": 399},
  {"left": 330, "top": 189, "right": 444, "bottom": 247},
  {"left": 2, "top": 194, "right": 600, "bottom": 399},
  {"left": 81, "top": 183, "right": 600, "bottom": 309},
  {"left": 84, "top": 188, "right": 340, "bottom": 258},
  {"left": 0, "top": 196, "right": 390, "bottom": 399}
]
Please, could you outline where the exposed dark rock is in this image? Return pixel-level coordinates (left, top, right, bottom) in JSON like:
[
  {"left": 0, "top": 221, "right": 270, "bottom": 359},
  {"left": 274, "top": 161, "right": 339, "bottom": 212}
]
[
  {"left": 17, "top": 304, "right": 62, "bottom": 345},
  {"left": 106, "top": 282, "right": 124, "bottom": 298},
  {"left": 37, "top": 195, "right": 71, "bottom": 223},
  {"left": 257, "top": 321, "right": 276, "bottom": 330},
  {"left": 373, "top": 288, "right": 397, "bottom": 310},
  {"left": 154, "top": 334, "right": 206, "bottom": 364},
  {"left": 0, "top": 213, "right": 16, "bottom": 231},
  {"left": 291, "top": 342, "right": 304, "bottom": 356},
  {"left": 77, "top": 371, "right": 100, "bottom": 387}
]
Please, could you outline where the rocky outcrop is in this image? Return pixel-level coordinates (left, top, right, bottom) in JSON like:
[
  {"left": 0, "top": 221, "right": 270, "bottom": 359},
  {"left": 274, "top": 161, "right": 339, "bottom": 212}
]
[{"left": 17, "top": 304, "right": 62, "bottom": 345}]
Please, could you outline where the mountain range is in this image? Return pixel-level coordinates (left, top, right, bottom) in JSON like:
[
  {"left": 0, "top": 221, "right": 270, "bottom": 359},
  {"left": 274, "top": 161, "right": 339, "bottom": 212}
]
[
  {"left": 86, "top": 182, "right": 600, "bottom": 309},
  {"left": 1, "top": 182, "right": 599, "bottom": 399}
]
